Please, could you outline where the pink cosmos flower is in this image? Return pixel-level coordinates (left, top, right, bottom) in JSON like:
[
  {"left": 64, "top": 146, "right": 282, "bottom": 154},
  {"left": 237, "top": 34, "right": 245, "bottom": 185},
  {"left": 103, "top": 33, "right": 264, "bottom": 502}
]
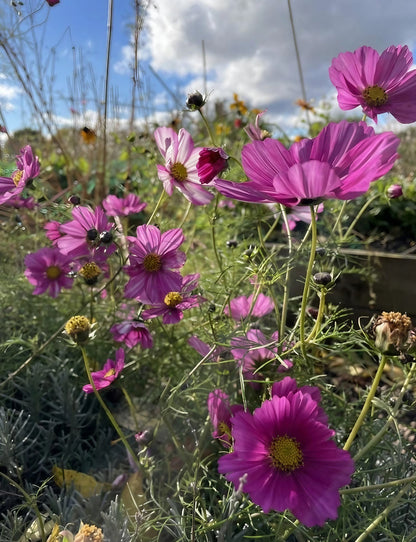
[
  {"left": 329, "top": 45, "right": 416, "bottom": 124},
  {"left": 57, "top": 206, "right": 116, "bottom": 259},
  {"left": 83, "top": 348, "right": 125, "bottom": 394},
  {"left": 218, "top": 387, "right": 354, "bottom": 527},
  {"left": 196, "top": 148, "right": 228, "bottom": 184},
  {"left": 188, "top": 336, "right": 227, "bottom": 362},
  {"left": 44, "top": 221, "right": 62, "bottom": 244},
  {"left": 154, "top": 127, "right": 214, "bottom": 205},
  {"left": 124, "top": 224, "right": 186, "bottom": 303},
  {"left": 141, "top": 273, "right": 206, "bottom": 324},
  {"left": 0, "top": 145, "right": 40, "bottom": 205},
  {"left": 215, "top": 121, "right": 399, "bottom": 207},
  {"left": 5, "top": 195, "right": 36, "bottom": 209},
  {"left": 231, "top": 329, "right": 292, "bottom": 387},
  {"left": 102, "top": 193, "right": 147, "bottom": 217},
  {"left": 110, "top": 320, "right": 153, "bottom": 349},
  {"left": 244, "top": 110, "right": 268, "bottom": 141},
  {"left": 207, "top": 389, "right": 244, "bottom": 447},
  {"left": 24, "top": 247, "right": 74, "bottom": 298},
  {"left": 224, "top": 293, "right": 274, "bottom": 321}
]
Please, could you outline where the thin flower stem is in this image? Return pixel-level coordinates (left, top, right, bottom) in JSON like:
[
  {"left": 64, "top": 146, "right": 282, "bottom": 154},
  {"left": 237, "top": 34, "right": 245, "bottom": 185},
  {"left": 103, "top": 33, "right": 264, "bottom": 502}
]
[
  {"left": 279, "top": 205, "right": 293, "bottom": 339},
  {"left": 343, "top": 354, "right": 387, "bottom": 451},
  {"left": 287, "top": 0, "right": 310, "bottom": 129},
  {"left": 341, "top": 473, "right": 416, "bottom": 495},
  {"left": 332, "top": 200, "right": 347, "bottom": 236},
  {"left": 80, "top": 347, "right": 141, "bottom": 471},
  {"left": 146, "top": 189, "right": 167, "bottom": 225},
  {"left": 178, "top": 200, "right": 192, "bottom": 229},
  {"left": 354, "top": 362, "right": 416, "bottom": 462},
  {"left": 0, "top": 472, "right": 46, "bottom": 542},
  {"left": 341, "top": 194, "right": 379, "bottom": 242},
  {"left": 198, "top": 108, "right": 217, "bottom": 146},
  {"left": 305, "top": 289, "right": 326, "bottom": 342},
  {"left": 299, "top": 206, "right": 317, "bottom": 357},
  {"left": 354, "top": 482, "right": 412, "bottom": 542}
]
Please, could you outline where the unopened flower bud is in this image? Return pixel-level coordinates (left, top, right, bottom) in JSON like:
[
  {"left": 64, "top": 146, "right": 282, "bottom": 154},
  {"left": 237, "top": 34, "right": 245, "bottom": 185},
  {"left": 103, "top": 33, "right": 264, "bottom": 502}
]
[
  {"left": 387, "top": 184, "right": 403, "bottom": 199},
  {"left": 68, "top": 195, "right": 81, "bottom": 205},
  {"left": 315, "top": 247, "right": 326, "bottom": 257},
  {"left": 86, "top": 228, "right": 98, "bottom": 241},
  {"left": 313, "top": 272, "right": 332, "bottom": 286},
  {"left": 186, "top": 90, "right": 206, "bottom": 111},
  {"left": 99, "top": 230, "right": 113, "bottom": 244}
]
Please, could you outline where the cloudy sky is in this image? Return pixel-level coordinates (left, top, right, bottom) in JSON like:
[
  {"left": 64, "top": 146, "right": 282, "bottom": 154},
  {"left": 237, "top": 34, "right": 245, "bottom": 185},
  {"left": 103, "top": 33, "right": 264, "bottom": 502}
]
[{"left": 1, "top": 0, "right": 416, "bottom": 134}]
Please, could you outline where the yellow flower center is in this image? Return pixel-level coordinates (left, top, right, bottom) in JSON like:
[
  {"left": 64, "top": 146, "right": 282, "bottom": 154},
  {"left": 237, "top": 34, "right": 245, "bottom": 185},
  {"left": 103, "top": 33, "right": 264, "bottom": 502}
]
[
  {"left": 164, "top": 291, "right": 183, "bottom": 308},
  {"left": 104, "top": 368, "right": 116, "bottom": 378},
  {"left": 269, "top": 435, "right": 303, "bottom": 473},
  {"left": 46, "top": 265, "right": 61, "bottom": 280},
  {"left": 170, "top": 162, "right": 188, "bottom": 182},
  {"left": 12, "top": 169, "right": 23, "bottom": 186},
  {"left": 143, "top": 253, "right": 162, "bottom": 272},
  {"left": 362, "top": 85, "right": 388, "bottom": 107}
]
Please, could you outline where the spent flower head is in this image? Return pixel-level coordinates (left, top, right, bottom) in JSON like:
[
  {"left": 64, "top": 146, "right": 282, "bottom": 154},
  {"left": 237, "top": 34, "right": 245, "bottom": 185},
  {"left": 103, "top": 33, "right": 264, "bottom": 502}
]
[{"left": 64, "top": 315, "right": 92, "bottom": 345}]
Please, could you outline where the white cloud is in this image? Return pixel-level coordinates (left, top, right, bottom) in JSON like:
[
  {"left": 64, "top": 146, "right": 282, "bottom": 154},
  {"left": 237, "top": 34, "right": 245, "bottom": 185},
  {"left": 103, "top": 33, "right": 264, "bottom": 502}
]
[{"left": 143, "top": 0, "right": 416, "bottom": 131}]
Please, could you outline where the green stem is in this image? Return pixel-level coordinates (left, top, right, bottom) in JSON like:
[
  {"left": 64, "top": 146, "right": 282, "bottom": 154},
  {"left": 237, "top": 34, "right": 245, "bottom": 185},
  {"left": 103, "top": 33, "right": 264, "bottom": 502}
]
[
  {"left": 341, "top": 194, "right": 379, "bottom": 242},
  {"left": 341, "top": 473, "right": 416, "bottom": 495},
  {"left": 354, "top": 363, "right": 416, "bottom": 462},
  {"left": 354, "top": 482, "right": 411, "bottom": 542},
  {"left": 0, "top": 472, "right": 46, "bottom": 542},
  {"left": 198, "top": 108, "right": 217, "bottom": 146},
  {"left": 80, "top": 347, "right": 141, "bottom": 471},
  {"left": 280, "top": 206, "right": 293, "bottom": 339},
  {"left": 305, "top": 289, "right": 326, "bottom": 342},
  {"left": 299, "top": 206, "right": 317, "bottom": 357},
  {"left": 343, "top": 355, "right": 387, "bottom": 451},
  {"left": 146, "top": 189, "right": 167, "bottom": 225}
]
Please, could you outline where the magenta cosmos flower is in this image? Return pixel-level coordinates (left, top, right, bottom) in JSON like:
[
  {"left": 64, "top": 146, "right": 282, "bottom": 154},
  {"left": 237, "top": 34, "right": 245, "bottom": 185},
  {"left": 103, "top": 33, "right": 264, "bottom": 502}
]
[
  {"left": 110, "top": 320, "right": 153, "bottom": 349},
  {"left": 231, "top": 329, "right": 292, "bottom": 387},
  {"left": 329, "top": 45, "right": 416, "bottom": 124},
  {"left": 0, "top": 145, "right": 40, "bottom": 205},
  {"left": 225, "top": 293, "right": 274, "bottom": 321},
  {"left": 83, "top": 348, "right": 125, "bottom": 394},
  {"left": 207, "top": 389, "right": 244, "bottom": 447},
  {"left": 196, "top": 148, "right": 229, "bottom": 184},
  {"left": 154, "top": 127, "right": 214, "bottom": 205},
  {"left": 102, "top": 193, "right": 147, "bottom": 217},
  {"left": 142, "top": 273, "right": 206, "bottom": 324},
  {"left": 124, "top": 224, "right": 186, "bottom": 303},
  {"left": 57, "top": 206, "right": 116, "bottom": 258},
  {"left": 215, "top": 120, "right": 399, "bottom": 207},
  {"left": 218, "top": 387, "right": 354, "bottom": 527},
  {"left": 188, "top": 336, "right": 227, "bottom": 362},
  {"left": 24, "top": 247, "right": 74, "bottom": 298}
]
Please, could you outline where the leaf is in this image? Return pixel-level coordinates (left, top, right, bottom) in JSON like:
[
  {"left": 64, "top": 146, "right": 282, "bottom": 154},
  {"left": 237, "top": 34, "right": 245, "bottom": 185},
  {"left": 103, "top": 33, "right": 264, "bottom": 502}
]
[{"left": 52, "top": 465, "right": 111, "bottom": 498}]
